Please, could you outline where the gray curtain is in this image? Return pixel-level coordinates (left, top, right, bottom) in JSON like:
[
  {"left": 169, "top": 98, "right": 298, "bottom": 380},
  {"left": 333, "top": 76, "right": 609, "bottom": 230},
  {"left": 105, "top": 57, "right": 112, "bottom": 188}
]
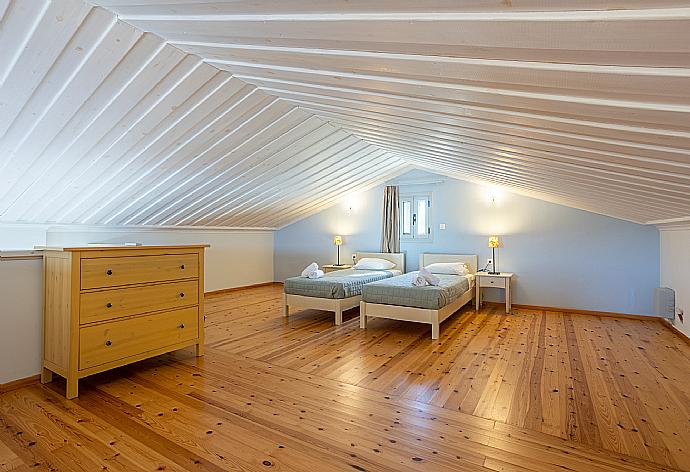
[{"left": 380, "top": 186, "right": 400, "bottom": 253}]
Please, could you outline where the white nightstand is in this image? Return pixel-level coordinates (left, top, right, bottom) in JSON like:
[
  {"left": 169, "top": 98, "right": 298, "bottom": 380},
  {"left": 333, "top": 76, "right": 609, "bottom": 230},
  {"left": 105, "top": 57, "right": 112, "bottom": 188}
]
[
  {"left": 323, "top": 264, "right": 352, "bottom": 273},
  {"left": 475, "top": 272, "right": 514, "bottom": 313}
]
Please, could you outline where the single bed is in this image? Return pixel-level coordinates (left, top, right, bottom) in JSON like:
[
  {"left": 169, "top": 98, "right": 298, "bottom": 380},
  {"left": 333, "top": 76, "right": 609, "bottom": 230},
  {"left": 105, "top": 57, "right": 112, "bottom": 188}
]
[
  {"left": 360, "top": 253, "right": 477, "bottom": 339},
  {"left": 283, "top": 252, "right": 405, "bottom": 325}
]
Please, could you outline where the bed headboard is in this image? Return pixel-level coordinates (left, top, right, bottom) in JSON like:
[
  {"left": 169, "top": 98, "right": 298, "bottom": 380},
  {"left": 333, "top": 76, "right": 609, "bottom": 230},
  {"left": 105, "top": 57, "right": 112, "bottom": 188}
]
[
  {"left": 355, "top": 252, "right": 405, "bottom": 272},
  {"left": 419, "top": 253, "right": 478, "bottom": 274}
]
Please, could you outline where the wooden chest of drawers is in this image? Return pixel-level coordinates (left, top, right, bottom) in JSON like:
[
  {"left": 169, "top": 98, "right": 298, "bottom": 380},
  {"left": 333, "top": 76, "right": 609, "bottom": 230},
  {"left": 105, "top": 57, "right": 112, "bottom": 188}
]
[{"left": 41, "top": 245, "right": 208, "bottom": 398}]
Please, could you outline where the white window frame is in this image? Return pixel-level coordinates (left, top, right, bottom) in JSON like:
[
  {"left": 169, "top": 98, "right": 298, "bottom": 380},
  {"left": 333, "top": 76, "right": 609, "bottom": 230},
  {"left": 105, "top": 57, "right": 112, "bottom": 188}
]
[{"left": 400, "top": 193, "right": 432, "bottom": 241}]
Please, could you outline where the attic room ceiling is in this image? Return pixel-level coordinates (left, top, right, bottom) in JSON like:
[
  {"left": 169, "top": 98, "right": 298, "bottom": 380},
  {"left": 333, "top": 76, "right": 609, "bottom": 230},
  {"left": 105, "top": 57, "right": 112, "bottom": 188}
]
[
  {"left": 2, "top": 1, "right": 689, "bottom": 228},
  {"left": 90, "top": 0, "right": 690, "bottom": 226}
]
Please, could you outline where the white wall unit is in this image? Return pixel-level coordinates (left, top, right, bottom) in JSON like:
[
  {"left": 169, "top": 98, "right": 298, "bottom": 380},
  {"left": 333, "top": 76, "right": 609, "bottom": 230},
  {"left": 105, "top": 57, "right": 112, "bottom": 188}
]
[{"left": 659, "top": 226, "right": 690, "bottom": 339}]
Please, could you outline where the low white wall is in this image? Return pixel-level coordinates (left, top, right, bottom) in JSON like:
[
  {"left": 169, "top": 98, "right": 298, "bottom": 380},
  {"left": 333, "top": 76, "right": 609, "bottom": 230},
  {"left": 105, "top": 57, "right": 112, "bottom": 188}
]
[
  {"left": 0, "top": 257, "right": 44, "bottom": 384},
  {"left": 45, "top": 228, "right": 274, "bottom": 292},
  {"left": 0, "top": 225, "right": 46, "bottom": 249},
  {"left": 0, "top": 226, "right": 47, "bottom": 383},
  {"left": 0, "top": 223, "right": 274, "bottom": 384},
  {"left": 659, "top": 226, "right": 690, "bottom": 339}
]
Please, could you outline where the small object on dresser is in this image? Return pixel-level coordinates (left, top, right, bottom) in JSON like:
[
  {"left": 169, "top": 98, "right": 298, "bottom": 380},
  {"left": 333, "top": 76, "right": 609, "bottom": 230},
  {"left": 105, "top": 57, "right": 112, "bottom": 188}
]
[{"left": 87, "top": 242, "right": 143, "bottom": 247}]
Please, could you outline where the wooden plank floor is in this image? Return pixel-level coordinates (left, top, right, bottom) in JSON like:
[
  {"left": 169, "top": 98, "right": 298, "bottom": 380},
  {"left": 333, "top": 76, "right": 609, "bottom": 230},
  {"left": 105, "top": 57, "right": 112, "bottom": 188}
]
[{"left": 1, "top": 285, "right": 689, "bottom": 471}]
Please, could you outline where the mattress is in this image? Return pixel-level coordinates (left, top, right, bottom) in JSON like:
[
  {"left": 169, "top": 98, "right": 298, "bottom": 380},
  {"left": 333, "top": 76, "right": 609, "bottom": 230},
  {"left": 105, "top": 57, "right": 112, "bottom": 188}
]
[
  {"left": 284, "top": 268, "right": 401, "bottom": 299},
  {"left": 362, "top": 272, "right": 473, "bottom": 310}
]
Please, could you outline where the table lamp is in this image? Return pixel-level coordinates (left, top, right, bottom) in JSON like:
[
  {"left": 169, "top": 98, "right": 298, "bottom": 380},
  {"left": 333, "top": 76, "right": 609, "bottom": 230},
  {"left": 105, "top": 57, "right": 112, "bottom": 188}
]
[
  {"left": 488, "top": 235, "right": 499, "bottom": 274},
  {"left": 333, "top": 235, "right": 343, "bottom": 265}
]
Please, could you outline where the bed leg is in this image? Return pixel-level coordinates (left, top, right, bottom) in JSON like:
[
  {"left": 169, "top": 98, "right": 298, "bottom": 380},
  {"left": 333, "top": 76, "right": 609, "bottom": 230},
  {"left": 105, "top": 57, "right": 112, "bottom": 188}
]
[
  {"left": 431, "top": 321, "right": 440, "bottom": 340},
  {"left": 335, "top": 304, "right": 343, "bottom": 326},
  {"left": 359, "top": 301, "right": 367, "bottom": 329},
  {"left": 283, "top": 294, "right": 289, "bottom": 318}
]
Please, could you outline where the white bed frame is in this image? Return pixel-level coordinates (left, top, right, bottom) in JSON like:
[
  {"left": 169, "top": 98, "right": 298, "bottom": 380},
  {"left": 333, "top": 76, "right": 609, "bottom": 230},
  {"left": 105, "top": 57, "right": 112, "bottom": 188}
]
[
  {"left": 360, "top": 253, "right": 478, "bottom": 339},
  {"left": 283, "top": 252, "right": 405, "bottom": 325}
]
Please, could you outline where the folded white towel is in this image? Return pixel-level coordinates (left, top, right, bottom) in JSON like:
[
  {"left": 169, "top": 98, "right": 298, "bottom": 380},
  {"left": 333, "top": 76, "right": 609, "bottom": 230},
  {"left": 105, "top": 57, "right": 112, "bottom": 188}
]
[
  {"left": 419, "top": 268, "right": 440, "bottom": 286},
  {"left": 412, "top": 273, "right": 429, "bottom": 286},
  {"left": 307, "top": 269, "right": 324, "bottom": 279},
  {"left": 301, "top": 262, "right": 319, "bottom": 277}
]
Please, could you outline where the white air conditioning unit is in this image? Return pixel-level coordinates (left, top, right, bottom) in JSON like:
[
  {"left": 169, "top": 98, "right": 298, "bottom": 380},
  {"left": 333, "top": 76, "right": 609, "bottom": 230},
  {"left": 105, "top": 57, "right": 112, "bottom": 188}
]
[{"left": 654, "top": 287, "right": 675, "bottom": 320}]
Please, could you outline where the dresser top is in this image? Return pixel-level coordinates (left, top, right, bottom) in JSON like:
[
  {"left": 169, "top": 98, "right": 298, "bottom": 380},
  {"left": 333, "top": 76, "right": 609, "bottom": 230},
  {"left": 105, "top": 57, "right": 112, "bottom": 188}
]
[{"left": 36, "top": 244, "right": 209, "bottom": 252}]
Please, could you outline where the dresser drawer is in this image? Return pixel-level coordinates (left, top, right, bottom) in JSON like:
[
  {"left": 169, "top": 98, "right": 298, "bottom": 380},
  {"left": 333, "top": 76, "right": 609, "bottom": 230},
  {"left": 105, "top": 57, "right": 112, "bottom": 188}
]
[
  {"left": 479, "top": 277, "right": 506, "bottom": 288},
  {"left": 79, "top": 307, "right": 199, "bottom": 370},
  {"left": 81, "top": 253, "right": 198, "bottom": 289},
  {"left": 79, "top": 280, "right": 198, "bottom": 325}
]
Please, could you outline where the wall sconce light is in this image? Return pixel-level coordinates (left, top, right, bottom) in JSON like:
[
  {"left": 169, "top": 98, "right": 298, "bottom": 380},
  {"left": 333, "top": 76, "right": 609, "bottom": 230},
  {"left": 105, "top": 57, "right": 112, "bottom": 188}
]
[{"left": 484, "top": 185, "right": 504, "bottom": 208}]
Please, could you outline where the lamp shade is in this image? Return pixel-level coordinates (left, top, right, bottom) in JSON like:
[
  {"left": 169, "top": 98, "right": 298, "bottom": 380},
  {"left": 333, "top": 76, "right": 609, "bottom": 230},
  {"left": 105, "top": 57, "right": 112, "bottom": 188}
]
[
  {"left": 333, "top": 235, "right": 343, "bottom": 246},
  {"left": 488, "top": 235, "right": 499, "bottom": 248}
]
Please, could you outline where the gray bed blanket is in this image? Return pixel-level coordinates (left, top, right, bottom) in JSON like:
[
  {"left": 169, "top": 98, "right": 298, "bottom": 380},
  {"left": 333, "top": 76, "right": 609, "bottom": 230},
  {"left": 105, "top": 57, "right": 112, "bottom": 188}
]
[
  {"left": 284, "top": 269, "right": 397, "bottom": 299},
  {"left": 362, "top": 272, "right": 471, "bottom": 309}
]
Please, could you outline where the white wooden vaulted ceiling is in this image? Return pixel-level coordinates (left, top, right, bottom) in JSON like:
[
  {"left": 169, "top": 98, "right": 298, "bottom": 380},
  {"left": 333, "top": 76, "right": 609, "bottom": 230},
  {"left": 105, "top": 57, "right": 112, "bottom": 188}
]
[
  {"left": 2, "top": 1, "right": 690, "bottom": 229},
  {"left": 90, "top": 0, "right": 690, "bottom": 226},
  {"left": 0, "top": 0, "right": 408, "bottom": 230}
]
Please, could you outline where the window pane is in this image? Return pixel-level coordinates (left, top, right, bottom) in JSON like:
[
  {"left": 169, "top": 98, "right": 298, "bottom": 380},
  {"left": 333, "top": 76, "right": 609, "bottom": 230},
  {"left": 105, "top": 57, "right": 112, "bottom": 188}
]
[
  {"left": 417, "top": 199, "right": 427, "bottom": 235},
  {"left": 402, "top": 201, "right": 411, "bottom": 235}
]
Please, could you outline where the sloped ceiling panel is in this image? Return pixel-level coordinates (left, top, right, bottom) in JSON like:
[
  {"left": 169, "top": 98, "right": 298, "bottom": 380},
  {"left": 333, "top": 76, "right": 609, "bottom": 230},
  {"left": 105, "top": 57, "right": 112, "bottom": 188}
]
[
  {"left": 0, "top": 0, "right": 406, "bottom": 229},
  {"left": 97, "top": 0, "right": 690, "bottom": 225}
]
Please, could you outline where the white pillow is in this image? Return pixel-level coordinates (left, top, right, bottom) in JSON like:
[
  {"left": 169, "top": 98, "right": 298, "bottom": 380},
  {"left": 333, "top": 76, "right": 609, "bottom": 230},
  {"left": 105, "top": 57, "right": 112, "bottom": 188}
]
[
  {"left": 354, "top": 257, "right": 396, "bottom": 270},
  {"left": 424, "top": 262, "right": 469, "bottom": 275}
]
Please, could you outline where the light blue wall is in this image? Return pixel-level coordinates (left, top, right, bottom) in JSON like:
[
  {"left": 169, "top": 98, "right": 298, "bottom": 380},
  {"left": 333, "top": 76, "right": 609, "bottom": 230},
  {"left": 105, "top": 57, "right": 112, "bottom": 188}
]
[{"left": 274, "top": 171, "right": 660, "bottom": 315}]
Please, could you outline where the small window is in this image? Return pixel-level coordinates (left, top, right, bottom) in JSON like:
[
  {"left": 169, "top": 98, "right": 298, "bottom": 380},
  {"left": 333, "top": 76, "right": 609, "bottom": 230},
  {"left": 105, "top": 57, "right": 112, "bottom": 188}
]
[
  {"left": 400, "top": 193, "right": 431, "bottom": 241},
  {"left": 402, "top": 200, "right": 412, "bottom": 236}
]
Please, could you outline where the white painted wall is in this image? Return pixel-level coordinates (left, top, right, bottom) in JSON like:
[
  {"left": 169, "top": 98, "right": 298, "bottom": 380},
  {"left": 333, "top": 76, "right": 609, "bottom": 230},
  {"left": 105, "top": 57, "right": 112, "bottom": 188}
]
[
  {"left": 0, "top": 224, "right": 274, "bottom": 384},
  {"left": 659, "top": 227, "right": 690, "bottom": 339}
]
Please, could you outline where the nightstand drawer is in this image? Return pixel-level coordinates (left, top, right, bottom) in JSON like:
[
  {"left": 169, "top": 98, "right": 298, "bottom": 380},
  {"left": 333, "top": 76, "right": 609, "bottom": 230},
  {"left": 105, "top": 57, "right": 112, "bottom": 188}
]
[{"left": 479, "top": 277, "right": 506, "bottom": 288}]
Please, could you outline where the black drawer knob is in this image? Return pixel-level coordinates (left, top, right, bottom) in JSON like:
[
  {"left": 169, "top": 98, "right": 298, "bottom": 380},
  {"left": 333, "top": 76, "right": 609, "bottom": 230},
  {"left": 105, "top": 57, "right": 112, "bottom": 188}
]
[
  {"left": 180, "top": 264, "right": 185, "bottom": 270},
  {"left": 106, "top": 269, "right": 113, "bottom": 276},
  {"left": 105, "top": 340, "right": 112, "bottom": 346},
  {"left": 178, "top": 323, "right": 185, "bottom": 329},
  {"left": 180, "top": 292, "right": 185, "bottom": 298},
  {"left": 106, "top": 303, "right": 113, "bottom": 308}
]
